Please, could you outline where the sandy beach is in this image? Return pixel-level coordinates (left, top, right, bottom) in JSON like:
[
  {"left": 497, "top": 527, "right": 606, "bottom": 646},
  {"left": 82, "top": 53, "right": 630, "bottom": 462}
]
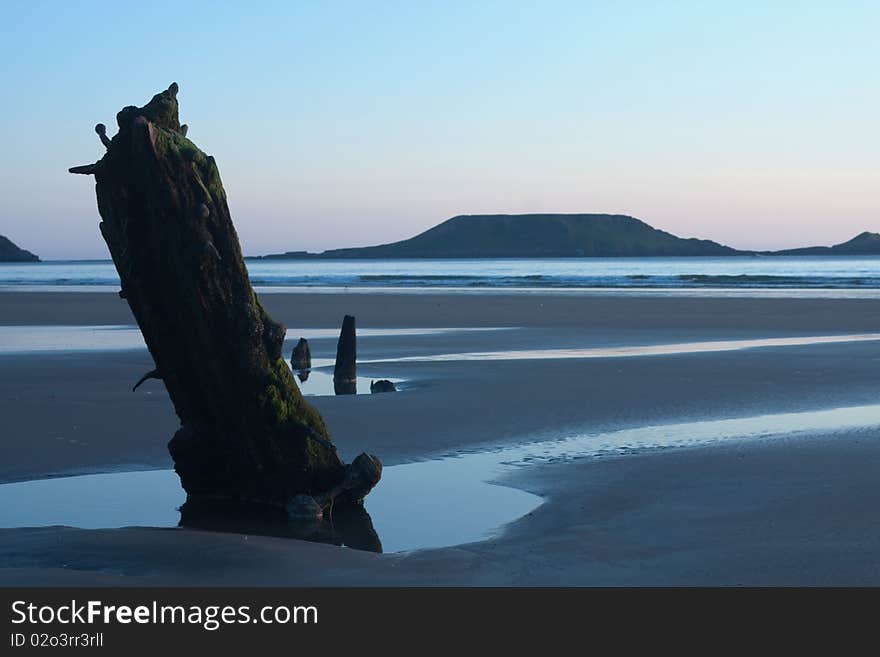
[{"left": 2, "top": 290, "right": 880, "bottom": 585}]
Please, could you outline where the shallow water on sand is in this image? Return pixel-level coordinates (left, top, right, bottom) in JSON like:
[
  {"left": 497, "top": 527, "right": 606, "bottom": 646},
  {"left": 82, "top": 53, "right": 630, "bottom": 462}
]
[
  {"left": 364, "top": 333, "right": 880, "bottom": 363},
  {"left": 292, "top": 368, "right": 402, "bottom": 396},
  {"left": 5, "top": 256, "right": 880, "bottom": 292},
  {"left": 2, "top": 403, "right": 879, "bottom": 553},
  {"left": 5, "top": 327, "right": 880, "bottom": 367},
  {"left": 0, "top": 325, "right": 505, "bottom": 355}
]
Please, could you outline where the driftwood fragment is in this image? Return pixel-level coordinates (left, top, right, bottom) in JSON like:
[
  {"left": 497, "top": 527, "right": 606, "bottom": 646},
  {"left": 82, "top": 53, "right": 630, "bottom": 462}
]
[
  {"left": 95, "top": 123, "right": 112, "bottom": 149},
  {"left": 69, "top": 163, "right": 100, "bottom": 175}
]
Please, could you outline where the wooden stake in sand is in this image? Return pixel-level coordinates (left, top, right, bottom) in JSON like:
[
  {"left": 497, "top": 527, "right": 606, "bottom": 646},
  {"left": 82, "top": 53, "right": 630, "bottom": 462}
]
[{"left": 334, "top": 315, "right": 357, "bottom": 395}]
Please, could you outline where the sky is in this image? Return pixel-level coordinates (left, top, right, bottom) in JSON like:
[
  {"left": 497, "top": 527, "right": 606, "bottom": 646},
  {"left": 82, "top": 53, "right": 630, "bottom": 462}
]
[{"left": 0, "top": 1, "right": 877, "bottom": 259}]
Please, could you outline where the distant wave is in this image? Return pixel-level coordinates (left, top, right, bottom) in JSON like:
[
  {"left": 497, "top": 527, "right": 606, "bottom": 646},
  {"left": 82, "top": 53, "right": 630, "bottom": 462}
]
[
  {"left": 358, "top": 274, "right": 485, "bottom": 281},
  {"left": 4, "top": 275, "right": 880, "bottom": 290},
  {"left": 0, "top": 278, "right": 118, "bottom": 286},
  {"left": 675, "top": 274, "right": 872, "bottom": 288},
  {"left": 4, "top": 258, "right": 880, "bottom": 291},
  {"left": 5, "top": 275, "right": 880, "bottom": 289}
]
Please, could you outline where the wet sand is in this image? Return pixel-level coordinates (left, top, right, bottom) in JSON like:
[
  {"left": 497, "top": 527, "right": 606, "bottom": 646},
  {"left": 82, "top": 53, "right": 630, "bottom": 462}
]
[
  {"left": 5, "top": 290, "right": 880, "bottom": 331},
  {"left": 2, "top": 291, "right": 880, "bottom": 585}
]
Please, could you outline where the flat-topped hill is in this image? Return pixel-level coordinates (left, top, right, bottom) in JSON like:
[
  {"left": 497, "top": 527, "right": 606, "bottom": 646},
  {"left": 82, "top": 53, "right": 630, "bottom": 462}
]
[
  {"left": 261, "top": 214, "right": 741, "bottom": 259},
  {"left": 253, "top": 214, "right": 880, "bottom": 260}
]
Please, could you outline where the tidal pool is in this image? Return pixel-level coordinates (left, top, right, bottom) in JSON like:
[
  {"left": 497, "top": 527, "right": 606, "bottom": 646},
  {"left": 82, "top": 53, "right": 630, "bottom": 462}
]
[{"left": 2, "top": 403, "right": 879, "bottom": 553}]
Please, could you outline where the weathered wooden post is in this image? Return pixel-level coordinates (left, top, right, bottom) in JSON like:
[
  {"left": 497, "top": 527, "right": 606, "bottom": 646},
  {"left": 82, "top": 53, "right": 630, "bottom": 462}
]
[
  {"left": 70, "top": 84, "right": 380, "bottom": 514},
  {"left": 334, "top": 314, "right": 357, "bottom": 395}
]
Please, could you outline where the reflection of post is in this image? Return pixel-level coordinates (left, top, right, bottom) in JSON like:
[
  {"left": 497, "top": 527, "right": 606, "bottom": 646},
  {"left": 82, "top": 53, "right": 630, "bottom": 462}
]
[
  {"left": 178, "top": 497, "right": 382, "bottom": 553},
  {"left": 331, "top": 503, "right": 383, "bottom": 553},
  {"left": 334, "top": 315, "right": 357, "bottom": 395}
]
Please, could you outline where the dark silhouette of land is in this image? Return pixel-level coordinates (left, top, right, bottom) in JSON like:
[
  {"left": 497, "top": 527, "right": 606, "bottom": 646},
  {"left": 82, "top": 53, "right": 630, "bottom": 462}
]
[
  {"left": 772, "top": 231, "right": 880, "bottom": 256},
  {"left": 257, "top": 214, "right": 738, "bottom": 259},
  {"left": 0, "top": 235, "right": 39, "bottom": 262},
  {"left": 251, "top": 214, "right": 880, "bottom": 260}
]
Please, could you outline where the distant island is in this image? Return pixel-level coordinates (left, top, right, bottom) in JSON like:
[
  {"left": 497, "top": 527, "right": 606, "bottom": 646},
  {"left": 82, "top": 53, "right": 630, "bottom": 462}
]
[
  {"left": 772, "top": 232, "right": 880, "bottom": 256},
  {"left": 251, "top": 214, "right": 880, "bottom": 259},
  {"left": 0, "top": 235, "right": 39, "bottom": 262}
]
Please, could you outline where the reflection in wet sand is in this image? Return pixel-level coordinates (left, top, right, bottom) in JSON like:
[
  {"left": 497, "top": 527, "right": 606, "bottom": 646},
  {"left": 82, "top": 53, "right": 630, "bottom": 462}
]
[
  {"left": 179, "top": 498, "right": 382, "bottom": 553},
  {"left": 292, "top": 368, "right": 401, "bottom": 396}
]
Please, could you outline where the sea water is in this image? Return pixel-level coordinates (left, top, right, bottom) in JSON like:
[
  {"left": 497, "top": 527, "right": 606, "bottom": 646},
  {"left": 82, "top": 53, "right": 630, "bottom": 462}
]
[{"left": 4, "top": 256, "right": 880, "bottom": 294}]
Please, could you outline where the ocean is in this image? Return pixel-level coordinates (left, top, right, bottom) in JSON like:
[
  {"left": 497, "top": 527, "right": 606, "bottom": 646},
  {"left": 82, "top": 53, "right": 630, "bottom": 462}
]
[{"left": 2, "top": 256, "right": 880, "bottom": 296}]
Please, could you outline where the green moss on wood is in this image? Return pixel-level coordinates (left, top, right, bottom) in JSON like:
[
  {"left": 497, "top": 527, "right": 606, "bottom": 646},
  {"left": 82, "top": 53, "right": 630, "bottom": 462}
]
[{"left": 82, "top": 84, "right": 354, "bottom": 506}]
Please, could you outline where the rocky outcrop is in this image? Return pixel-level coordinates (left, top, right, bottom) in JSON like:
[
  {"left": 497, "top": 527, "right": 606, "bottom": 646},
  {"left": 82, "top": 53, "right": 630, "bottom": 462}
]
[
  {"left": 334, "top": 315, "right": 357, "bottom": 395},
  {"left": 69, "top": 83, "right": 380, "bottom": 513},
  {"left": 0, "top": 235, "right": 39, "bottom": 262}
]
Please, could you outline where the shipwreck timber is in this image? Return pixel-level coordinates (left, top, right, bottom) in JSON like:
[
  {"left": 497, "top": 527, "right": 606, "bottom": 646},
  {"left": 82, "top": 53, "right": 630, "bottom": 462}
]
[{"left": 70, "top": 83, "right": 381, "bottom": 514}]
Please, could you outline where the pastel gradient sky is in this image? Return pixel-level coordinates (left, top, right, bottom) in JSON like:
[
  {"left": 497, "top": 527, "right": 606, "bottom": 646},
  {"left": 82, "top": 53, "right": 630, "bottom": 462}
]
[{"left": 1, "top": 1, "right": 877, "bottom": 259}]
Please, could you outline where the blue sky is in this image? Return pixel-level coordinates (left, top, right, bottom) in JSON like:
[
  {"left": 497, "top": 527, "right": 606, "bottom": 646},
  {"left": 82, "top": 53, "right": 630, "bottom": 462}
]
[{"left": 1, "top": 1, "right": 877, "bottom": 259}]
